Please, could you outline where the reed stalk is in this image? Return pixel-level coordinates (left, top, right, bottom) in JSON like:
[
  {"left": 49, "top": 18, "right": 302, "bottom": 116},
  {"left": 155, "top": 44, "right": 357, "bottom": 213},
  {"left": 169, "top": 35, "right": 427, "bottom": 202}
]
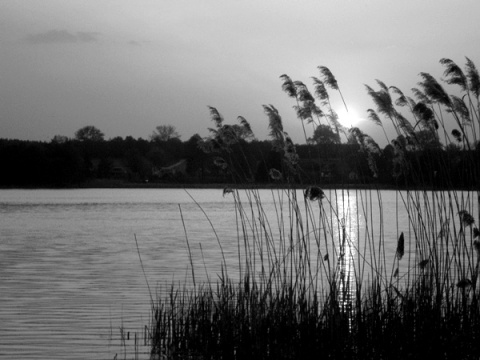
[{"left": 144, "top": 58, "right": 480, "bottom": 360}]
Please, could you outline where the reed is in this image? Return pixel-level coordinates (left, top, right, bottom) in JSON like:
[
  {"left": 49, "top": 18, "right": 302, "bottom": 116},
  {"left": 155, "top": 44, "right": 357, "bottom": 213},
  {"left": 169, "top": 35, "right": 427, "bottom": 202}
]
[{"left": 145, "top": 58, "right": 480, "bottom": 359}]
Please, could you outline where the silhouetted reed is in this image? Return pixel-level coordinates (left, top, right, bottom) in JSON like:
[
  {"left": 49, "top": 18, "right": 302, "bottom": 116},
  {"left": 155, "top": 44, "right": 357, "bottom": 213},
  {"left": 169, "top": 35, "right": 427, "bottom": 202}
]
[{"left": 145, "top": 58, "right": 480, "bottom": 360}]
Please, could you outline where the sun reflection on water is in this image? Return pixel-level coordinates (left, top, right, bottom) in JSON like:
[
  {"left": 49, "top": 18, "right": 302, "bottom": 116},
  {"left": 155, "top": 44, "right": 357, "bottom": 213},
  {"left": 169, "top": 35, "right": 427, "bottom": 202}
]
[{"left": 328, "top": 191, "right": 361, "bottom": 318}]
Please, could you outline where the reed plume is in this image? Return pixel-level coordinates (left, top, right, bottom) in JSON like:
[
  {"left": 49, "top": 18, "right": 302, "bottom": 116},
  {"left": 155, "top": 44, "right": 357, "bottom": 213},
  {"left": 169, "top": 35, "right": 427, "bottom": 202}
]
[
  {"left": 418, "top": 72, "right": 451, "bottom": 107},
  {"left": 304, "top": 186, "right": 324, "bottom": 201},
  {"left": 451, "top": 129, "right": 462, "bottom": 142},
  {"left": 366, "top": 109, "right": 382, "bottom": 126},
  {"left": 311, "top": 77, "right": 329, "bottom": 103},
  {"left": 207, "top": 106, "right": 224, "bottom": 128},
  {"left": 448, "top": 95, "right": 471, "bottom": 122},
  {"left": 465, "top": 56, "right": 480, "bottom": 98},
  {"left": 236, "top": 116, "right": 254, "bottom": 140},
  {"left": 412, "top": 102, "right": 436, "bottom": 130},
  {"left": 365, "top": 84, "right": 395, "bottom": 118},
  {"left": 318, "top": 65, "right": 348, "bottom": 111},
  {"left": 263, "top": 104, "right": 284, "bottom": 142},
  {"left": 459, "top": 210, "right": 475, "bottom": 227},
  {"left": 389, "top": 86, "right": 410, "bottom": 108},
  {"left": 440, "top": 58, "right": 467, "bottom": 91},
  {"left": 411, "top": 87, "right": 432, "bottom": 104},
  {"left": 280, "top": 74, "right": 297, "bottom": 98},
  {"left": 293, "top": 81, "right": 315, "bottom": 103}
]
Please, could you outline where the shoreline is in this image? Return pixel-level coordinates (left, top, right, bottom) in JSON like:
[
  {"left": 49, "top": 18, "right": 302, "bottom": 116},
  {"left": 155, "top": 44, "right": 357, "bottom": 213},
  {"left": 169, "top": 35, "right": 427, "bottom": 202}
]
[{"left": 1, "top": 179, "right": 477, "bottom": 192}]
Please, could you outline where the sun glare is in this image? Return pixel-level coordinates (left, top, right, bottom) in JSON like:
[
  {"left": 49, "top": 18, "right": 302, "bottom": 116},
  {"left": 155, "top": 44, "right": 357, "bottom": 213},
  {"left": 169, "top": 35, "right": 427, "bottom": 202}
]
[{"left": 337, "top": 108, "right": 362, "bottom": 128}]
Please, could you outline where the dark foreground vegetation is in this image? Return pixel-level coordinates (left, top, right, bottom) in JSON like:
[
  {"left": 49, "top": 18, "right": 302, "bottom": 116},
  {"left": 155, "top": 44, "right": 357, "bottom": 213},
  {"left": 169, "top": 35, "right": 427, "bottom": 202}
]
[{"left": 130, "top": 57, "right": 480, "bottom": 360}]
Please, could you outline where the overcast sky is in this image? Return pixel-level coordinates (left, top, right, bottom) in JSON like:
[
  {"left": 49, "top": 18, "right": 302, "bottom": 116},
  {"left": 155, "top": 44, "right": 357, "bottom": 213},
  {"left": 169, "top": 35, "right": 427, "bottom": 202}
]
[{"left": 1, "top": 0, "right": 479, "bottom": 146}]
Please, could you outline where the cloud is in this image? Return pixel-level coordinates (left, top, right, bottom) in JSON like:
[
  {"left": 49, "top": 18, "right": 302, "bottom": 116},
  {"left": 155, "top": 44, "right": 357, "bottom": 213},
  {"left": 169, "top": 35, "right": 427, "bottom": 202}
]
[{"left": 26, "top": 29, "right": 100, "bottom": 44}]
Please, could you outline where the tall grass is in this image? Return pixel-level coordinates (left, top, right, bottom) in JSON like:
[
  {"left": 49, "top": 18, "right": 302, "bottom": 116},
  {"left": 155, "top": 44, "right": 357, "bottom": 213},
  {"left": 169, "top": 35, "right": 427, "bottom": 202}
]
[{"left": 146, "top": 58, "right": 480, "bottom": 359}]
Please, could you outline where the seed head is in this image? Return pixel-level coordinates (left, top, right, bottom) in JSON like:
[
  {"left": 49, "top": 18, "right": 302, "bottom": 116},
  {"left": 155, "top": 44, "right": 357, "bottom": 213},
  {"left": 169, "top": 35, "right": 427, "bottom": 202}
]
[{"left": 304, "top": 186, "right": 325, "bottom": 201}]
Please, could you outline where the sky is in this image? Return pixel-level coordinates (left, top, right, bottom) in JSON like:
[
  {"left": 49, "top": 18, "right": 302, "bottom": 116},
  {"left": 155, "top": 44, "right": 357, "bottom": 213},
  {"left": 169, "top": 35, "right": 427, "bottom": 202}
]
[{"left": 1, "top": 0, "right": 480, "bottom": 147}]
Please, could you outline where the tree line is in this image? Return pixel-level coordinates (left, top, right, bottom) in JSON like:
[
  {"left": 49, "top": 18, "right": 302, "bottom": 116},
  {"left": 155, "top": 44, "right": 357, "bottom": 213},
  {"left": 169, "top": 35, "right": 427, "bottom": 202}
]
[
  {"left": 1, "top": 124, "right": 478, "bottom": 189},
  {"left": 3, "top": 57, "right": 480, "bottom": 189}
]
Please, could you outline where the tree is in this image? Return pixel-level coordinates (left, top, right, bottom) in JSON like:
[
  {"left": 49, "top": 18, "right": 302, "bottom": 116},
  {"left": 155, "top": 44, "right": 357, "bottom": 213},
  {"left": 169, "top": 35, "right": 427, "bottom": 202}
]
[
  {"left": 75, "top": 126, "right": 105, "bottom": 142},
  {"left": 309, "top": 124, "right": 341, "bottom": 145},
  {"left": 51, "top": 135, "right": 69, "bottom": 144},
  {"left": 150, "top": 125, "right": 180, "bottom": 142}
]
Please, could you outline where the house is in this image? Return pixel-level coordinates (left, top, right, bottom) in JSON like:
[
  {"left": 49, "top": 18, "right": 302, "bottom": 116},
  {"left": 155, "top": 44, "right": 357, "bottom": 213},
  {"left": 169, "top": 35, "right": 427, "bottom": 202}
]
[{"left": 91, "top": 158, "right": 130, "bottom": 179}]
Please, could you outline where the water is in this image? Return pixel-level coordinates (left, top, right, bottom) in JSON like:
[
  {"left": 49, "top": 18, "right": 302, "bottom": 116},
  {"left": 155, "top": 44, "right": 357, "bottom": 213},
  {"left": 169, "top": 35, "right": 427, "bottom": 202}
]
[
  {"left": 0, "top": 189, "right": 236, "bottom": 359},
  {"left": 0, "top": 188, "right": 477, "bottom": 359}
]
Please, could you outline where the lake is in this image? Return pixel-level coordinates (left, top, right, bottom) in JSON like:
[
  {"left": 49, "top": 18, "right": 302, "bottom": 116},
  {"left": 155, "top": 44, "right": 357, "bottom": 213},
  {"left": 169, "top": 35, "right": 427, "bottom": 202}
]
[{"left": 0, "top": 188, "right": 477, "bottom": 359}]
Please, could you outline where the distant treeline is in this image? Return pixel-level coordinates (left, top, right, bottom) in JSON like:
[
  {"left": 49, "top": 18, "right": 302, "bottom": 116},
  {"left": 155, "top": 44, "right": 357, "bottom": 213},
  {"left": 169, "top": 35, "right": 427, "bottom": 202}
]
[{"left": 1, "top": 135, "right": 479, "bottom": 189}]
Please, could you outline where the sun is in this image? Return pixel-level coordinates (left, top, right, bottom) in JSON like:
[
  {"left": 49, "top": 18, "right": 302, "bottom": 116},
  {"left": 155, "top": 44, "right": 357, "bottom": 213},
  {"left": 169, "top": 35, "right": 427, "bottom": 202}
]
[{"left": 336, "top": 108, "right": 363, "bottom": 128}]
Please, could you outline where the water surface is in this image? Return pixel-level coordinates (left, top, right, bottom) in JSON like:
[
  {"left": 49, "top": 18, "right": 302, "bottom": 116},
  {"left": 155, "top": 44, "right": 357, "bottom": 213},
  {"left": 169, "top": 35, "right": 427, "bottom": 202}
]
[{"left": 1, "top": 188, "right": 476, "bottom": 359}]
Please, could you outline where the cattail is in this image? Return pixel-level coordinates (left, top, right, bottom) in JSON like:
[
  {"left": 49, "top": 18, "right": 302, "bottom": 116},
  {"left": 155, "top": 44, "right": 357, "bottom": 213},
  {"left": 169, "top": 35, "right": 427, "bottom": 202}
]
[
  {"left": 474, "top": 228, "right": 480, "bottom": 239},
  {"left": 304, "top": 186, "right": 325, "bottom": 201},
  {"left": 396, "top": 232, "right": 405, "bottom": 260}
]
